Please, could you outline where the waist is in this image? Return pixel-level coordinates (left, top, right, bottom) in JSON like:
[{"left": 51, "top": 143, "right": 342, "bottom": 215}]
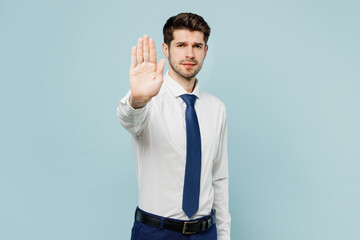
[{"left": 135, "top": 207, "right": 216, "bottom": 235}]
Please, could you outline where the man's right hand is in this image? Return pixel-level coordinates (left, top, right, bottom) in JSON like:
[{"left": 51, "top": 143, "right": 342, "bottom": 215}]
[{"left": 129, "top": 34, "right": 166, "bottom": 109}]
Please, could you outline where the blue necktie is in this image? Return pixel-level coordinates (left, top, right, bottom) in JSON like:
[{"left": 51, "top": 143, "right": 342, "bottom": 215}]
[{"left": 180, "top": 94, "right": 201, "bottom": 219}]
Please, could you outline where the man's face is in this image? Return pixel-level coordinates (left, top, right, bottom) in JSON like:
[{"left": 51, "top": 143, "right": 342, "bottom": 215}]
[{"left": 163, "top": 29, "right": 208, "bottom": 80}]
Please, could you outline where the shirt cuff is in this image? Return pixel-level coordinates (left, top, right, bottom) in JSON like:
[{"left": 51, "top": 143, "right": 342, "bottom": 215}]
[{"left": 120, "top": 89, "right": 148, "bottom": 117}]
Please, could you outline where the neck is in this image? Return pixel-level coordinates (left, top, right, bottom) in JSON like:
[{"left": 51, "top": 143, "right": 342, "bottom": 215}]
[{"left": 168, "top": 68, "right": 197, "bottom": 93}]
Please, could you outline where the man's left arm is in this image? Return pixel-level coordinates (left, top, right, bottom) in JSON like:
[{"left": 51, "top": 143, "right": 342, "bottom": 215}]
[{"left": 212, "top": 105, "right": 231, "bottom": 240}]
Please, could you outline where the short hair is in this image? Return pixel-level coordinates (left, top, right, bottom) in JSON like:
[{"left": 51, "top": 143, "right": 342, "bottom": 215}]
[{"left": 163, "top": 12, "right": 211, "bottom": 46}]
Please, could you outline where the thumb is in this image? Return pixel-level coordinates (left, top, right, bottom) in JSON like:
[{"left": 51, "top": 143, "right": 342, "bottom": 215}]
[{"left": 157, "top": 59, "right": 166, "bottom": 76}]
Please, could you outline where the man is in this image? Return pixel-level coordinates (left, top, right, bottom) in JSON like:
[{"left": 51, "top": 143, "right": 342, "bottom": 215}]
[{"left": 117, "top": 13, "right": 231, "bottom": 240}]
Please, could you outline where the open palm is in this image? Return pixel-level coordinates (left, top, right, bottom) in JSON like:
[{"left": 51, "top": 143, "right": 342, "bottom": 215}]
[{"left": 129, "top": 35, "right": 165, "bottom": 108}]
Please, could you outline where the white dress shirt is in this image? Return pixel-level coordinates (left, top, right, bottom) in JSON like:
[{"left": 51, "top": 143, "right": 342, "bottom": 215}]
[{"left": 117, "top": 71, "right": 231, "bottom": 239}]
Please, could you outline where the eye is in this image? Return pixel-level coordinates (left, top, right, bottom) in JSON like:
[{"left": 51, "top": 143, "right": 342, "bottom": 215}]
[
  {"left": 177, "top": 44, "right": 185, "bottom": 47},
  {"left": 195, "top": 45, "right": 202, "bottom": 49}
]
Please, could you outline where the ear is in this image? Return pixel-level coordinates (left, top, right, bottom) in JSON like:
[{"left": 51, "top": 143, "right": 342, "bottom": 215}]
[
  {"left": 162, "top": 43, "right": 169, "bottom": 58},
  {"left": 204, "top": 45, "right": 209, "bottom": 59}
]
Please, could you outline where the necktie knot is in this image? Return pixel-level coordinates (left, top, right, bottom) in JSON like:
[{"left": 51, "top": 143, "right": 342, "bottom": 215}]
[{"left": 181, "top": 94, "right": 197, "bottom": 107}]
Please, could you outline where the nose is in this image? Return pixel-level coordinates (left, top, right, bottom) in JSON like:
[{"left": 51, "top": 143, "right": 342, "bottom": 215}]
[{"left": 185, "top": 46, "right": 194, "bottom": 58}]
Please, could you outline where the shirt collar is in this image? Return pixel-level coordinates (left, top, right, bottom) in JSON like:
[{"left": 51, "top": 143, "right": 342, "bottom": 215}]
[{"left": 164, "top": 71, "right": 200, "bottom": 99}]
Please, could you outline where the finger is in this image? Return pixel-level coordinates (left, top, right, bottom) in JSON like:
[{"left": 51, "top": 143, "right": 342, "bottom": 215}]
[
  {"left": 130, "top": 46, "right": 137, "bottom": 69},
  {"left": 137, "top": 38, "right": 143, "bottom": 64},
  {"left": 149, "top": 38, "right": 157, "bottom": 64},
  {"left": 143, "top": 35, "right": 149, "bottom": 62},
  {"left": 157, "top": 58, "right": 166, "bottom": 76}
]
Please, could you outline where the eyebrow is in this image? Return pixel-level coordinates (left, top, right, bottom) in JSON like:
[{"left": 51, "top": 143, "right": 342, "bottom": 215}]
[{"left": 176, "top": 42, "right": 204, "bottom": 46}]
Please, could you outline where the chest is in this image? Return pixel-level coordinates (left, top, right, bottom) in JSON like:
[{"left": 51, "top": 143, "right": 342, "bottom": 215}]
[{"left": 146, "top": 96, "right": 222, "bottom": 159}]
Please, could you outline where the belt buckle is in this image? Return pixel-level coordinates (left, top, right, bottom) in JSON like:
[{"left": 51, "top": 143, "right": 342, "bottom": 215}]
[{"left": 182, "top": 221, "right": 198, "bottom": 234}]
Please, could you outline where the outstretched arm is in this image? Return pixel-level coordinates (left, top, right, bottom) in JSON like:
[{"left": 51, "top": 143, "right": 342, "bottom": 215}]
[{"left": 117, "top": 35, "right": 165, "bottom": 136}]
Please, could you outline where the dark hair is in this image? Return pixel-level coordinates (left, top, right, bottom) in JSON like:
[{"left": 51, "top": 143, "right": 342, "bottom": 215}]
[{"left": 163, "top": 13, "right": 211, "bottom": 46}]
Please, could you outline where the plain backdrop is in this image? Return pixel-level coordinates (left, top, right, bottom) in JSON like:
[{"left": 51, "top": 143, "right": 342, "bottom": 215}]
[{"left": 1, "top": 0, "right": 359, "bottom": 239}]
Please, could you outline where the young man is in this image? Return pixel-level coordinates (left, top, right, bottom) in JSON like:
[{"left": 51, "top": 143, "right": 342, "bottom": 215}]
[{"left": 117, "top": 13, "right": 231, "bottom": 240}]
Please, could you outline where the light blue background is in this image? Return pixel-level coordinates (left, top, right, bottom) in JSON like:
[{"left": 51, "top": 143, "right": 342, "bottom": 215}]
[{"left": 1, "top": 0, "right": 359, "bottom": 239}]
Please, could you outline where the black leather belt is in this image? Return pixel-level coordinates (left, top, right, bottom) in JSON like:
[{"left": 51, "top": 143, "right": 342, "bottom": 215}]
[{"left": 135, "top": 208, "right": 216, "bottom": 235}]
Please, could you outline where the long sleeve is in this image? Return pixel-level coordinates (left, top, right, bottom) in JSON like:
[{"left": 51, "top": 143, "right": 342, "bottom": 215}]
[
  {"left": 212, "top": 106, "right": 231, "bottom": 240},
  {"left": 116, "top": 90, "right": 149, "bottom": 137}
]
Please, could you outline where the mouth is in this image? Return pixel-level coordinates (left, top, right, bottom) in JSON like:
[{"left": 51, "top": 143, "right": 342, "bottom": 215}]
[{"left": 182, "top": 63, "right": 197, "bottom": 68}]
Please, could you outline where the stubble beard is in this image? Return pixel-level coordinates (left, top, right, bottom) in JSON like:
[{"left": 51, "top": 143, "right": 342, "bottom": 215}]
[{"left": 168, "top": 55, "right": 203, "bottom": 80}]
